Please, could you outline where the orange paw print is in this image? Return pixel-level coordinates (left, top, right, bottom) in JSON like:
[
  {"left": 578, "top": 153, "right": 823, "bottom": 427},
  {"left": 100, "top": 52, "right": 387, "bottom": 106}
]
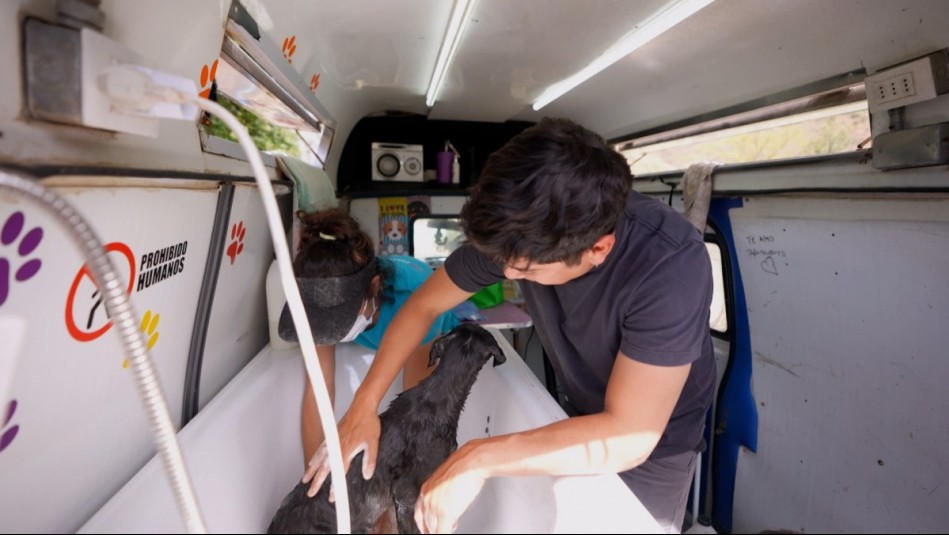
[
  {"left": 199, "top": 59, "right": 218, "bottom": 99},
  {"left": 226, "top": 221, "right": 246, "bottom": 265},
  {"left": 310, "top": 74, "right": 320, "bottom": 92},
  {"left": 123, "top": 309, "right": 160, "bottom": 369},
  {"left": 281, "top": 35, "right": 297, "bottom": 63}
]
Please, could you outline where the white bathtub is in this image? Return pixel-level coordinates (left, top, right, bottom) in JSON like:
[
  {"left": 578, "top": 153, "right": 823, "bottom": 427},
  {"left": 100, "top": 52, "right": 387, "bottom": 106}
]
[{"left": 80, "top": 329, "right": 660, "bottom": 533}]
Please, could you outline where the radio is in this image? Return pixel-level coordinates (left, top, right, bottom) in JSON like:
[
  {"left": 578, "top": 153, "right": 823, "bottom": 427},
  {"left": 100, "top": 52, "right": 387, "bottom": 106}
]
[{"left": 371, "top": 142, "right": 424, "bottom": 182}]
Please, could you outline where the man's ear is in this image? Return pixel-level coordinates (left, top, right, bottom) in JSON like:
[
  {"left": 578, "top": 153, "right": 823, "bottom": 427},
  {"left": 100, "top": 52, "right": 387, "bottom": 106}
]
[{"left": 587, "top": 233, "right": 616, "bottom": 266}]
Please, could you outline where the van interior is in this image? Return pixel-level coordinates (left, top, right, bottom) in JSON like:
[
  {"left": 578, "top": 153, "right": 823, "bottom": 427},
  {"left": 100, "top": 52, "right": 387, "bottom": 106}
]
[{"left": 1, "top": 1, "right": 948, "bottom": 533}]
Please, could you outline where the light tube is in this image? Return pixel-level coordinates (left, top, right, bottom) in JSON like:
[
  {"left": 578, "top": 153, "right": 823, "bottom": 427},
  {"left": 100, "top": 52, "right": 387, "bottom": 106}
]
[
  {"left": 532, "top": 0, "right": 714, "bottom": 111},
  {"left": 426, "top": 0, "right": 477, "bottom": 107}
]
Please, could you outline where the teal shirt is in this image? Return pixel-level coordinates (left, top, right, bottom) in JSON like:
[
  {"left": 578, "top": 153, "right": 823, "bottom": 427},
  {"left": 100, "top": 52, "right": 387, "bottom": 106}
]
[{"left": 353, "top": 255, "right": 459, "bottom": 351}]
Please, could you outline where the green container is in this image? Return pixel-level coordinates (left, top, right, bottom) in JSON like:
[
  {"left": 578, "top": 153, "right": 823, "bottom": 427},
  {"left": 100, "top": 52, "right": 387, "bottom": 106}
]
[{"left": 468, "top": 281, "right": 505, "bottom": 309}]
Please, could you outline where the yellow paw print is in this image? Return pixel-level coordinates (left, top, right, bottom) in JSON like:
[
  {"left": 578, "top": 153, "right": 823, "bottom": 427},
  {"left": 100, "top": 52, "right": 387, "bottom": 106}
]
[{"left": 123, "top": 310, "right": 160, "bottom": 368}]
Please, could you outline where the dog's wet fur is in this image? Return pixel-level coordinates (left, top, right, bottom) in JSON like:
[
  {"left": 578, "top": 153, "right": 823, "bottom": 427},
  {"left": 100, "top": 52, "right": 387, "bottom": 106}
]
[{"left": 267, "top": 323, "right": 505, "bottom": 534}]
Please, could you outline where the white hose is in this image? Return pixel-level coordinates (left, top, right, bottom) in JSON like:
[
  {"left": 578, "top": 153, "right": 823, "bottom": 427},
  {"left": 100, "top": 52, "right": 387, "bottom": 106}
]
[
  {"left": 0, "top": 170, "right": 207, "bottom": 534},
  {"left": 183, "top": 93, "right": 352, "bottom": 534}
]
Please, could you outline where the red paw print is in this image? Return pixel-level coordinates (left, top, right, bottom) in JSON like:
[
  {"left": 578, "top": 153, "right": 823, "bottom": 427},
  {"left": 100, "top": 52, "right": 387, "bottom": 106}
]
[
  {"left": 309, "top": 74, "right": 320, "bottom": 92},
  {"left": 226, "top": 221, "right": 246, "bottom": 265},
  {"left": 199, "top": 59, "right": 218, "bottom": 99},
  {"left": 281, "top": 36, "right": 296, "bottom": 63}
]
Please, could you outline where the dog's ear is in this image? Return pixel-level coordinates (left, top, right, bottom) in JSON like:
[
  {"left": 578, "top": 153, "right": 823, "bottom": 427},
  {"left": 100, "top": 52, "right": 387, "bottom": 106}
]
[
  {"left": 488, "top": 342, "right": 506, "bottom": 367},
  {"left": 429, "top": 332, "right": 450, "bottom": 367}
]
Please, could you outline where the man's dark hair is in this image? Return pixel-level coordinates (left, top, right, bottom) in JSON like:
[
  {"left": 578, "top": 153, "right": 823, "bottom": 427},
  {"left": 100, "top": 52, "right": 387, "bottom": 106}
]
[{"left": 461, "top": 117, "right": 633, "bottom": 266}]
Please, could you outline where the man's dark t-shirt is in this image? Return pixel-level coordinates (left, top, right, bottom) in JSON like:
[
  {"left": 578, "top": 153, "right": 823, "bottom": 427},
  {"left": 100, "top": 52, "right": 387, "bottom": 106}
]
[{"left": 444, "top": 191, "right": 715, "bottom": 467}]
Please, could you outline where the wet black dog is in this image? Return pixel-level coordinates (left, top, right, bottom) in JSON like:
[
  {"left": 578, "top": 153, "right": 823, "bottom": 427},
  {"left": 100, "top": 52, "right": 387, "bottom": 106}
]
[{"left": 267, "top": 323, "right": 505, "bottom": 534}]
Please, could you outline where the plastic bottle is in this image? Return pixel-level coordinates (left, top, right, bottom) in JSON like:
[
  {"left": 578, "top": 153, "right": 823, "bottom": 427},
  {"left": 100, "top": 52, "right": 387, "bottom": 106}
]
[
  {"left": 447, "top": 140, "right": 461, "bottom": 184},
  {"left": 266, "top": 257, "right": 299, "bottom": 350}
]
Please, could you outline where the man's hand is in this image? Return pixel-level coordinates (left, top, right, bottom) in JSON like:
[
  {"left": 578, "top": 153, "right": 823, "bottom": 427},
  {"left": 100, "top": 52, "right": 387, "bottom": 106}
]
[
  {"left": 414, "top": 444, "right": 488, "bottom": 534},
  {"left": 301, "top": 402, "right": 381, "bottom": 498}
]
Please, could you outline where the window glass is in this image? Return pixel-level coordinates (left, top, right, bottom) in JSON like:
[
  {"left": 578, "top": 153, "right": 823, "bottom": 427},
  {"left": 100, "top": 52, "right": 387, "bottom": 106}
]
[
  {"left": 706, "top": 241, "right": 728, "bottom": 333},
  {"left": 617, "top": 99, "right": 870, "bottom": 175},
  {"left": 199, "top": 55, "right": 327, "bottom": 166},
  {"left": 411, "top": 217, "right": 465, "bottom": 269}
]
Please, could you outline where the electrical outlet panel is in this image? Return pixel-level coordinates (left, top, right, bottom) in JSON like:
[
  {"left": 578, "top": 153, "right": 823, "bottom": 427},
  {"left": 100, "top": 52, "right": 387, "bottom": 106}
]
[
  {"left": 866, "top": 56, "right": 938, "bottom": 113},
  {"left": 875, "top": 72, "right": 917, "bottom": 102}
]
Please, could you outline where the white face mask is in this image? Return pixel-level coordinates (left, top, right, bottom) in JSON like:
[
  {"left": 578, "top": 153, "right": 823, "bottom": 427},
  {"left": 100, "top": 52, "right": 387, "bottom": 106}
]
[{"left": 338, "top": 298, "right": 377, "bottom": 343}]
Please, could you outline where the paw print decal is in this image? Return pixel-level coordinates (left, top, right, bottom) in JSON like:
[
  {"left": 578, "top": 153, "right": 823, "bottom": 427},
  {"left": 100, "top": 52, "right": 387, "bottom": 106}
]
[
  {"left": 1, "top": 211, "right": 44, "bottom": 307},
  {"left": 309, "top": 74, "right": 320, "bottom": 92},
  {"left": 281, "top": 35, "right": 297, "bottom": 63},
  {"left": 199, "top": 59, "right": 219, "bottom": 99},
  {"left": 123, "top": 310, "right": 160, "bottom": 368},
  {"left": 1, "top": 399, "right": 19, "bottom": 453},
  {"left": 226, "top": 221, "right": 246, "bottom": 265}
]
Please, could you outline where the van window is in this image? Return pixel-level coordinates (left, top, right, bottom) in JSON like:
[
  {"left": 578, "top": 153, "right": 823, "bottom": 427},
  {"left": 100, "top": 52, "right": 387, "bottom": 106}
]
[
  {"left": 706, "top": 241, "right": 727, "bottom": 334},
  {"left": 199, "top": 56, "right": 326, "bottom": 166},
  {"left": 614, "top": 81, "right": 870, "bottom": 175},
  {"left": 410, "top": 216, "right": 465, "bottom": 269},
  {"left": 197, "top": 8, "right": 336, "bottom": 167}
]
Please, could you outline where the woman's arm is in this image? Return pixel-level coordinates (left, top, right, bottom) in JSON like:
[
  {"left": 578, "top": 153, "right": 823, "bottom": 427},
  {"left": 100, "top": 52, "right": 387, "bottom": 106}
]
[
  {"left": 402, "top": 340, "right": 437, "bottom": 391},
  {"left": 302, "top": 267, "right": 472, "bottom": 496}
]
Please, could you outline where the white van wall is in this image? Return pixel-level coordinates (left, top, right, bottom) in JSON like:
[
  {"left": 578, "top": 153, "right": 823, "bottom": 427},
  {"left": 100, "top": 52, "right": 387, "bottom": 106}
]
[
  {"left": 0, "top": 177, "right": 283, "bottom": 532},
  {"left": 0, "top": 2, "right": 240, "bottom": 175},
  {"left": 0, "top": 1, "right": 367, "bottom": 187},
  {"left": 0, "top": 3, "right": 387, "bottom": 531},
  {"left": 730, "top": 193, "right": 949, "bottom": 533},
  {"left": 639, "top": 158, "right": 949, "bottom": 533}
]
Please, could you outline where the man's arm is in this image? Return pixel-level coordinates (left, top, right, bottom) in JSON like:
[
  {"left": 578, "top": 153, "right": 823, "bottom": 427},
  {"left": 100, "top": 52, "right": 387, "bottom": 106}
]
[
  {"left": 354, "top": 267, "right": 470, "bottom": 414},
  {"left": 415, "top": 353, "right": 692, "bottom": 534},
  {"left": 302, "top": 266, "right": 472, "bottom": 496}
]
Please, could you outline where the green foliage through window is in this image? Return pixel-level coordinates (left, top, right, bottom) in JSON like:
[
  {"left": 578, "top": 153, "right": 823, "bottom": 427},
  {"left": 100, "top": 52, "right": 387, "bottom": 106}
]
[
  {"left": 203, "top": 94, "right": 301, "bottom": 158},
  {"left": 617, "top": 101, "right": 870, "bottom": 175}
]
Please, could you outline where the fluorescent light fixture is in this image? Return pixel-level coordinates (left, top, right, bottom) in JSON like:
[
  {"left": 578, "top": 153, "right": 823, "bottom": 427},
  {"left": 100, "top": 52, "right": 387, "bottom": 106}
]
[
  {"left": 426, "top": 0, "right": 477, "bottom": 107},
  {"left": 532, "top": 0, "right": 714, "bottom": 111}
]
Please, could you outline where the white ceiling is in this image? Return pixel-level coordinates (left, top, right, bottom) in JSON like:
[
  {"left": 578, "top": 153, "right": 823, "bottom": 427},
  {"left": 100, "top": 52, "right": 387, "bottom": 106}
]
[{"left": 274, "top": 0, "right": 949, "bottom": 141}]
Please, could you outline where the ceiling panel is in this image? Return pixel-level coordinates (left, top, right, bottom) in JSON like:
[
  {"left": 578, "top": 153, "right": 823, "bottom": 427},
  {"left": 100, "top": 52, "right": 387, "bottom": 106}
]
[
  {"left": 428, "top": 0, "right": 668, "bottom": 121},
  {"left": 252, "top": 0, "right": 949, "bottom": 142}
]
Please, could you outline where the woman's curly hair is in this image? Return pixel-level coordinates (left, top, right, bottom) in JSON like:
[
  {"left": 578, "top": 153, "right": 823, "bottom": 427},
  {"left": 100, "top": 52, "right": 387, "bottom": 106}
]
[{"left": 295, "top": 208, "right": 392, "bottom": 303}]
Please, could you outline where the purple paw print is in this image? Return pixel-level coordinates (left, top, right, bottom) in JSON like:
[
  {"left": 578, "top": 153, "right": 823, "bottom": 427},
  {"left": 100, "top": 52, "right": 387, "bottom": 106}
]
[
  {"left": 1, "top": 400, "right": 19, "bottom": 453},
  {"left": 1, "top": 211, "right": 44, "bottom": 306}
]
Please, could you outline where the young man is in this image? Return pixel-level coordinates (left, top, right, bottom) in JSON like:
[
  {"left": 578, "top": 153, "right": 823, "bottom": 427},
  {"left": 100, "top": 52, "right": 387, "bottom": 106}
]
[{"left": 304, "top": 117, "right": 715, "bottom": 534}]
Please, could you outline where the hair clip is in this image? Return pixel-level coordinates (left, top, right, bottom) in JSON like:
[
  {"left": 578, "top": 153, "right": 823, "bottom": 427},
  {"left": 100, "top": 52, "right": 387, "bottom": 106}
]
[{"left": 319, "top": 232, "right": 337, "bottom": 241}]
